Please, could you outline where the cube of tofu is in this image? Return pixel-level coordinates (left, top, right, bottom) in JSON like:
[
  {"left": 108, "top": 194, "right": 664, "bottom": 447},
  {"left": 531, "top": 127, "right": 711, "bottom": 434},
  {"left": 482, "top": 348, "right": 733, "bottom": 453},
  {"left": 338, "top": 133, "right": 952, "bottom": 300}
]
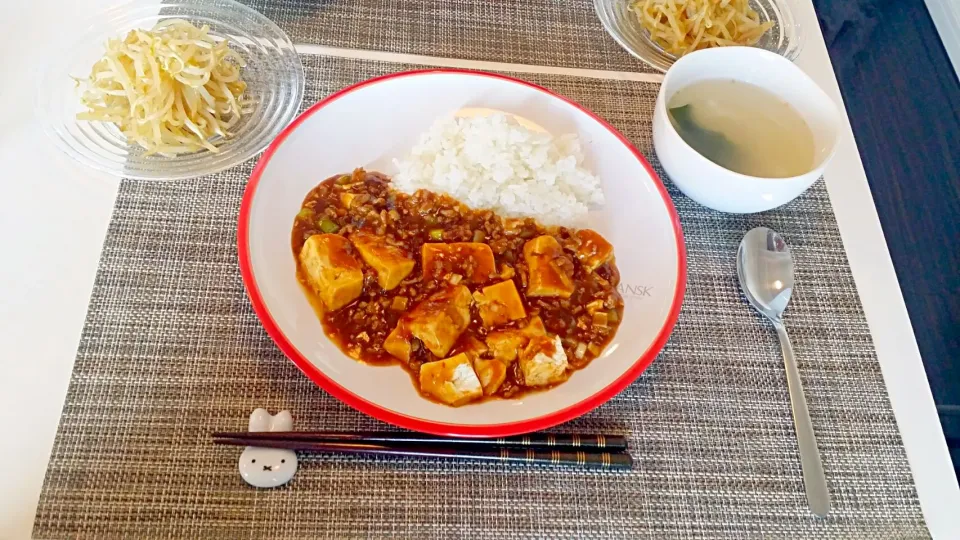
[
  {"left": 523, "top": 235, "right": 574, "bottom": 298},
  {"left": 519, "top": 334, "right": 569, "bottom": 387},
  {"left": 350, "top": 233, "right": 415, "bottom": 290},
  {"left": 422, "top": 243, "right": 496, "bottom": 283},
  {"left": 485, "top": 316, "right": 547, "bottom": 365},
  {"left": 475, "top": 279, "right": 527, "bottom": 328},
  {"left": 449, "top": 334, "right": 488, "bottom": 360},
  {"left": 419, "top": 353, "right": 483, "bottom": 406},
  {"left": 525, "top": 315, "right": 547, "bottom": 336},
  {"left": 574, "top": 229, "right": 614, "bottom": 272},
  {"left": 406, "top": 285, "right": 472, "bottom": 358},
  {"left": 486, "top": 330, "right": 526, "bottom": 365},
  {"left": 383, "top": 324, "right": 412, "bottom": 363},
  {"left": 473, "top": 358, "right": 507, "bottom": 395},
  {"left": 299, "top": 234, "right": 364, "bottom": 311}
]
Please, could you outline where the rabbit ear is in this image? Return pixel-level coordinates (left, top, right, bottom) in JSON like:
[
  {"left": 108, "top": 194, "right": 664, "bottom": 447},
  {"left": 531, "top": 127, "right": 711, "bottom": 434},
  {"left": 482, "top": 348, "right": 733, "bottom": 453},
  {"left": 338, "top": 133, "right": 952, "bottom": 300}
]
[
  {"left": 269, "top": 410, "right": 293, "bottom": 432},
  {"left": 249, "top": 408, "right": 272, "bottom": 432}
]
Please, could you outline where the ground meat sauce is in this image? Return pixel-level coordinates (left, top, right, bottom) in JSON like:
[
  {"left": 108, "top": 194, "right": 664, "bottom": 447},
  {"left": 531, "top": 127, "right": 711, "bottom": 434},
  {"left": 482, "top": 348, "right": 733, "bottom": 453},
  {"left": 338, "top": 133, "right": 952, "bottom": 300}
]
[{"left": 291, "top": 169, "right": 624, "bottom": 402}]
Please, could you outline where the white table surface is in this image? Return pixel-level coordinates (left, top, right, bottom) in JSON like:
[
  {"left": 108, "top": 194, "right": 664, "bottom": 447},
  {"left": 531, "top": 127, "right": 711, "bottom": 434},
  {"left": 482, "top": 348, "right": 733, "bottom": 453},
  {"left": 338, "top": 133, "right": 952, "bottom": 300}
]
[{"left": 2, "top": 1, "right": 958, "bottom": 538}]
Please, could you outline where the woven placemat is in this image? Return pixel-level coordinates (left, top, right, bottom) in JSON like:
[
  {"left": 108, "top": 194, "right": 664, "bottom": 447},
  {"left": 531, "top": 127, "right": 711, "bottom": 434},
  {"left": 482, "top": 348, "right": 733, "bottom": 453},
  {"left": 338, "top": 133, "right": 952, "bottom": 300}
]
[
  {"left": 238, "top": 0, "right": 654, "bottom": 72},
  {"left": 33, "top": 54, "right": 927, "bottom": 539}
]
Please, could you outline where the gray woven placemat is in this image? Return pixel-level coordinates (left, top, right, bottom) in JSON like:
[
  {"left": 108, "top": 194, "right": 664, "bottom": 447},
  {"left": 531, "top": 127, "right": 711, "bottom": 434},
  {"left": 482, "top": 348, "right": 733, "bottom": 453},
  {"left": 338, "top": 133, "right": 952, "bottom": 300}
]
[
  {"left": 33, "top": 54, "right": 927, "bottom": 539},
  {"left": 239, "top": 0, "right": 654, "bottom": 72}
]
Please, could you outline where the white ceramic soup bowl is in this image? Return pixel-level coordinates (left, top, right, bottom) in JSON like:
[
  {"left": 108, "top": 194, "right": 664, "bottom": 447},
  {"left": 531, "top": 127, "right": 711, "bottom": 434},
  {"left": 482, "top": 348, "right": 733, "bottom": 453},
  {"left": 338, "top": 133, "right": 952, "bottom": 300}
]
[
  {"left": 652, "top": 47, "right": 840, "bottom": 214},
  {"left": 240, "top": 70, "right": 686, "bottom": 437}
]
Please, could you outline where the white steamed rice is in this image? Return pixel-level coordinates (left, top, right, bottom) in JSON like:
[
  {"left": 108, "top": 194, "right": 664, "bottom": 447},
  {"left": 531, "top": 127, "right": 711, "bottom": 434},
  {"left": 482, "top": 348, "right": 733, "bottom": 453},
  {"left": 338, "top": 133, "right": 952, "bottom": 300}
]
[{"left": 393, "top": 113, "right": 603, "bottom": 225}]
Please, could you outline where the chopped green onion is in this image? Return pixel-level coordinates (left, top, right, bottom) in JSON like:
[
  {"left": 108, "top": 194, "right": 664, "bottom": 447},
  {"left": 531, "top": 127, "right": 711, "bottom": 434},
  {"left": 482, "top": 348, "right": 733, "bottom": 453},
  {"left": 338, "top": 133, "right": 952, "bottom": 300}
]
[
  {"left": 429, "top": 228, "right": 443, "bottom": 240},
  {"left": 336, "top": 174, "right": 352, "bottom": 184},
  {"left": 607, "top": 309, "right": 619, "bottom": 322},
  {"left": 319, "top": 218, "right": 340, "bottom": 233},
  {"left": 297, "top": 208, "right": 315, "bottom": 220}
]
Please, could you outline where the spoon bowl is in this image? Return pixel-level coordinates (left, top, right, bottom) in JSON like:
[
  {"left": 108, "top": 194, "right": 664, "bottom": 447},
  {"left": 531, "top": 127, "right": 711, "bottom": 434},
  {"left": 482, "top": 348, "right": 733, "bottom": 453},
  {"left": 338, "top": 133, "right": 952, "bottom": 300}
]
[{"left": 737, "top": 227, "right": 795, "bottom": 321}]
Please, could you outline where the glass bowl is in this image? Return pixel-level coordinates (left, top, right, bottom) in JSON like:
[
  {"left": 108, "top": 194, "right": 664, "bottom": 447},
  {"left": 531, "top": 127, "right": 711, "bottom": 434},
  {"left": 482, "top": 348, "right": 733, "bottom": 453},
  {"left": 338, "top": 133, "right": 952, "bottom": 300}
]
[
  {"left": 595, "top": 0, "right": 803, "bottom": 72},
  {"left": 37, "top": 0, "right": 304, "bottom": 180}
]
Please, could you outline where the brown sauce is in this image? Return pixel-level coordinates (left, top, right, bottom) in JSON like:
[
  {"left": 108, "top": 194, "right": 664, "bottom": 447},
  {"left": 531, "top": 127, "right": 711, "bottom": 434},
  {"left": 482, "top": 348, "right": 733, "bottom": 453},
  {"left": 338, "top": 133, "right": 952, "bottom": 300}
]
[{"left": 291, "top": 169, "right": 623, "bottom": 403}]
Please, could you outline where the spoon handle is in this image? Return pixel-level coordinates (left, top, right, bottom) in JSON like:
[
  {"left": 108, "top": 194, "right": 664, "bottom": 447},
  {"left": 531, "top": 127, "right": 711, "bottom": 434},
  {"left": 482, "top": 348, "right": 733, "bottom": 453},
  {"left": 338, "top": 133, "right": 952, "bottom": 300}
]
[{"left": 774, "top": 321, "right": 831, "bottom": 517}]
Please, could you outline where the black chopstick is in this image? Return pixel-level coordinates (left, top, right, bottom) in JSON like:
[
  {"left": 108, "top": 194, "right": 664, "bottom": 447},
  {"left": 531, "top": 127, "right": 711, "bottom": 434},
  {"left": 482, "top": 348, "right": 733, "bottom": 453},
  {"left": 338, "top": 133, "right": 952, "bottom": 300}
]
[
  {"left": 211, "top": 431, "right": 627, "bottom": 451},
  {"left": 213, "top": 437, "right": 632, "bottom": 469}
]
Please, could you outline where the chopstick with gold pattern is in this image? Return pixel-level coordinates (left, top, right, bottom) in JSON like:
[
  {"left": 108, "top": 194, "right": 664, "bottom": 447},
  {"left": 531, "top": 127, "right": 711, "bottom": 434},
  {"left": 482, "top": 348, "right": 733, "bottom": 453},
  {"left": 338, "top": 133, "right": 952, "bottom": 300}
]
[
  {"left": 211, "top": 431, "right": 627, "bottom": 451},
  {"left": 213, "top": 436, "right": 632, "bottom": 469}
]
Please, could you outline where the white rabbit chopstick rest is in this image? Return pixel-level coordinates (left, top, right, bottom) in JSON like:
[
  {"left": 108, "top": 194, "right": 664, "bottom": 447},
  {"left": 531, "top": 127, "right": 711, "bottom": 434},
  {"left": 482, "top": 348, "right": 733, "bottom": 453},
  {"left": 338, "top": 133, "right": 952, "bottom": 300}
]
[{"left": 239, "top": 409, "right": 298, "bottom": 488}]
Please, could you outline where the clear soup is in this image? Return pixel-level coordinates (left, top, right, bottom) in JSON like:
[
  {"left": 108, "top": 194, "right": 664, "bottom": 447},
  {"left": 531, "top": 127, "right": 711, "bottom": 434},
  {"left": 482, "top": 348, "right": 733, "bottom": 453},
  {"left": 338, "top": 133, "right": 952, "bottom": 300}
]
[{"left": 668, "top": 79, "right": 816, "bottom": 178}]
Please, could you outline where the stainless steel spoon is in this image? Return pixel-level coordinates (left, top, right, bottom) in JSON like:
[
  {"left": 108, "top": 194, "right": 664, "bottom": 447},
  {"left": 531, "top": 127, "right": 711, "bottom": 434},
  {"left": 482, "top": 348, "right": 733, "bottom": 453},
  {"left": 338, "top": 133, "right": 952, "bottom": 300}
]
[{"left": 737, "top": 227, "right": 830, "bottom": 517}]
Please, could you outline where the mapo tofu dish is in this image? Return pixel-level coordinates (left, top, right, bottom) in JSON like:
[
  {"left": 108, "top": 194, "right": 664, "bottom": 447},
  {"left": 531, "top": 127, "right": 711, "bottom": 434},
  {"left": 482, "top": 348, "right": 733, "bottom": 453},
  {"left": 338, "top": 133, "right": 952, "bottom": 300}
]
[{"left": 291, "top": 169, "right": 623, "bottom": 406}]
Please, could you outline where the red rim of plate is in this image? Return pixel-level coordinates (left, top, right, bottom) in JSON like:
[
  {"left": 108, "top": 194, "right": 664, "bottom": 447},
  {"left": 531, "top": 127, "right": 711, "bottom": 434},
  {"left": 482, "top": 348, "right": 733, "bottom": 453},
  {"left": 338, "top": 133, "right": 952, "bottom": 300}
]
[{"left": 238, "top": 69, "right": 687, "bottom": 437}]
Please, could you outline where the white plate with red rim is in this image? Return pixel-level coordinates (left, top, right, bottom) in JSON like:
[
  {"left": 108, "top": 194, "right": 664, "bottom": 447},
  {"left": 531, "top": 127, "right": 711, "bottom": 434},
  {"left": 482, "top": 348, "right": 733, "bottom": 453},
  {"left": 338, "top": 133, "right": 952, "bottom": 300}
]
[{"left": 239, "top": 69, "right": 686, "bottom": 437}]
